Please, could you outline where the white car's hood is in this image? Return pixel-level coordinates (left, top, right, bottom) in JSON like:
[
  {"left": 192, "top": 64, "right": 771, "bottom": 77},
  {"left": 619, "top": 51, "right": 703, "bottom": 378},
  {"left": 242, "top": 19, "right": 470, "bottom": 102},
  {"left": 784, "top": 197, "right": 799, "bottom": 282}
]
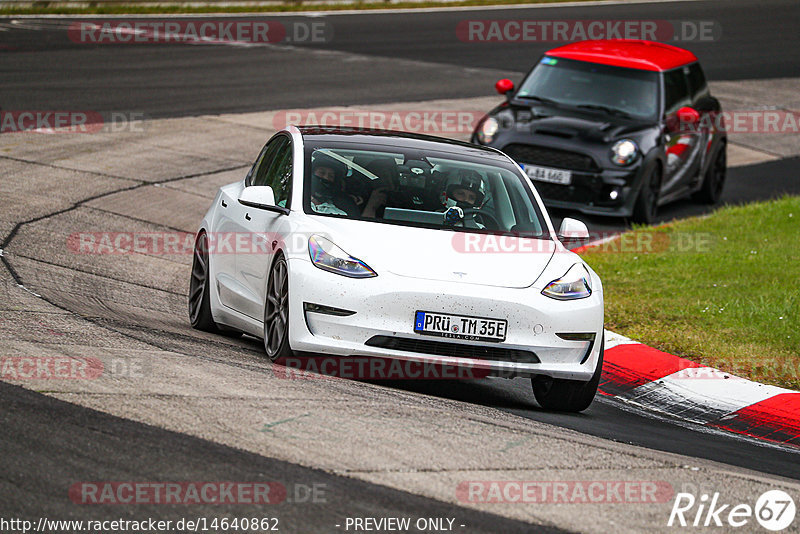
[{"left": 310, "top": 217, "right": 556, "bottom": 289}]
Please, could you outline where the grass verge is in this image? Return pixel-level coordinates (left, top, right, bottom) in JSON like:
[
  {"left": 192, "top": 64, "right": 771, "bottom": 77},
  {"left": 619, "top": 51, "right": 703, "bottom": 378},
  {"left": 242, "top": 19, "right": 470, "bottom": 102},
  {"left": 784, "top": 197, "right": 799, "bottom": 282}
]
[
  {"left": 581, "top": 196, "right": 800, "bottom": 390},
  {"left": 0, "top": 0, "right": 596, "bottom": 15}
]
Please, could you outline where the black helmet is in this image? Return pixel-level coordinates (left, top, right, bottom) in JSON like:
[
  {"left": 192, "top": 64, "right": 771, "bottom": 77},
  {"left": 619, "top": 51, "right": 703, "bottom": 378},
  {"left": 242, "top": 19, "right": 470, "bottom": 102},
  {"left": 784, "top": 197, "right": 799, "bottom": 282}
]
[
  {"left": 311, "top": 153, "right": 346, "bottom": 182},
  {"left": 445, "top": 169, "right": 485, "bottom": 208},
  {"left": 311, "top": 153, "right": 346, "bottom": 200}
]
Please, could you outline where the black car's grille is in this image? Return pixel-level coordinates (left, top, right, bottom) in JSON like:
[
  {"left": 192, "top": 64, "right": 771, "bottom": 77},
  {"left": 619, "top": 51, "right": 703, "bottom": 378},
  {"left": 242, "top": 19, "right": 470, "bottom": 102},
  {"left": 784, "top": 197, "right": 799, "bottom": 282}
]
[
  {"left": 503, "top": 143, "right": 600, "bottom": 172},
  {"left": 365, "top": 335, "right": 540, "bottom": 363}
]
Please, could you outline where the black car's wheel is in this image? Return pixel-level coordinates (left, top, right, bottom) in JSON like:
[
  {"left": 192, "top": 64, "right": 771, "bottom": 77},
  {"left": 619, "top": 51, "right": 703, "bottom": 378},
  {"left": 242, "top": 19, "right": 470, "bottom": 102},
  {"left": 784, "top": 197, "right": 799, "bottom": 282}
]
[
  {"left": 264, "top": 254, "right": 293, "bottom": 362},
  {"left": 695, "top": 145, "right": 727, "bottom": 204},
  {"left": 632, "top": 164, "right": 661, "bottom": 225},
  {"left": 189, "top": 232, "right": 218, "bottom": 331},
  {"left": 531, "top": 336, "right": 604, "bottom": 413}
]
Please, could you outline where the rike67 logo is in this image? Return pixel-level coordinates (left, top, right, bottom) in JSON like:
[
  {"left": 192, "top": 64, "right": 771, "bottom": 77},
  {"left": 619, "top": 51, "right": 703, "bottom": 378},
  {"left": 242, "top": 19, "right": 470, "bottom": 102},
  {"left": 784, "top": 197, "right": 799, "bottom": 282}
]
[{"left": 668, "top": 490, "right": 796, "bottom": 531}]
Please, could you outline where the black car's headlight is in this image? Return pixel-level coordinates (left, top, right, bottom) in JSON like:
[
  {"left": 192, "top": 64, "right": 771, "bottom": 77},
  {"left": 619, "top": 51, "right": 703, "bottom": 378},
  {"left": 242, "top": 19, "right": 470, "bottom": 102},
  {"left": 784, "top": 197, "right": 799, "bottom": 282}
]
[
  {"left": 610, "top": 139, "right": 639, "bottom": 166},
  {"left": 476, "top": 116, "right": 500, "bottom": 145}
]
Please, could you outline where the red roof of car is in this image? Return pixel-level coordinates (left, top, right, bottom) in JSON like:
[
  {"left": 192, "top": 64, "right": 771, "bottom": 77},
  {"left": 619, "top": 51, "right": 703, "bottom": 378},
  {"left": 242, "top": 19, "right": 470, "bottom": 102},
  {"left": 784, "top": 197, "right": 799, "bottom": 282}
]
[{"left": 545, "top": 40, "right": 697, "bottom": 72}]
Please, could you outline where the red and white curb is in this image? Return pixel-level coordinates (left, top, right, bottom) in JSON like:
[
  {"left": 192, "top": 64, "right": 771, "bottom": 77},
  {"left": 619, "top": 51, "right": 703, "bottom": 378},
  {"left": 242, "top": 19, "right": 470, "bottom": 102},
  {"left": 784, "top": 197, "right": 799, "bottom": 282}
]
[{"left": 599, "top": 330, "right": 800, "bottom": 448}]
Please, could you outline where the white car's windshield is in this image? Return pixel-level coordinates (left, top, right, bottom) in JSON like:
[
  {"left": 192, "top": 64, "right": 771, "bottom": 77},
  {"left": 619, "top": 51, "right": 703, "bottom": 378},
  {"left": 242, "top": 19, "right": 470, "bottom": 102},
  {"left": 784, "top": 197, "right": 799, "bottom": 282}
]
[{"left": 303, "top": 142, "right": 548, "bottom": 237}]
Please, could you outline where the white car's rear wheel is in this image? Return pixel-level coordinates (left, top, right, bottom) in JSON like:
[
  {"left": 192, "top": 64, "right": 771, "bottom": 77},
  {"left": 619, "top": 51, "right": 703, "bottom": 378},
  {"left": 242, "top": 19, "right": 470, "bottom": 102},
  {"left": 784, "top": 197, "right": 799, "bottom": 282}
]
[
  {"left": 189, "top": 232, "right": 217, "bottom": 331},
  {"left": 264, "top": 255, "right": 293, "bottom": 361},
  {"left": 189, "top": 232, "right": 242, "bottom": 337},
  {"left": 531, "top": 336, "right": 604, "bottom": 413}
]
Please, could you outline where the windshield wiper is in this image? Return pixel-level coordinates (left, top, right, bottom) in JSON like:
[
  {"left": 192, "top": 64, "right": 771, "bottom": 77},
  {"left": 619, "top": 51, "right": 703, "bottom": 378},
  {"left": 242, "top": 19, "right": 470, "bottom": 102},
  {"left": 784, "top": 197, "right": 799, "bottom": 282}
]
[
  {"left": 575, "top": 104, "right": 633, "bottom": 119},
  {"left": 518, "top": 95, "right": 562, "bottom": 106}
]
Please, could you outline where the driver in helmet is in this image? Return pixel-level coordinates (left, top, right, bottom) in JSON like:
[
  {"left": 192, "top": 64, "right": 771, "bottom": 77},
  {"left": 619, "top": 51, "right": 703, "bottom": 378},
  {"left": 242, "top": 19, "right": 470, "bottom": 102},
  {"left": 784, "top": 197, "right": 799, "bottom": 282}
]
[
  {"left": 310, "top": 154, "right": 360, "bottom": 217},
  {"left": 443, "top": 169, "right": 486, "bottom": 211}
]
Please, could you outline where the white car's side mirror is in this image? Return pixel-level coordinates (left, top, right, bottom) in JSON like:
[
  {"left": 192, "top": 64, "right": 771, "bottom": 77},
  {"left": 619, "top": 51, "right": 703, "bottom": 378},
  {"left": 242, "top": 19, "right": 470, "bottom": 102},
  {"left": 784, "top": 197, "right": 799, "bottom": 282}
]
[
  {"left": 557, "top": 217, "right": 590, "bottom": 242},
  {"left": 238, "top": 186, "right": 288, "bottom": 215}
]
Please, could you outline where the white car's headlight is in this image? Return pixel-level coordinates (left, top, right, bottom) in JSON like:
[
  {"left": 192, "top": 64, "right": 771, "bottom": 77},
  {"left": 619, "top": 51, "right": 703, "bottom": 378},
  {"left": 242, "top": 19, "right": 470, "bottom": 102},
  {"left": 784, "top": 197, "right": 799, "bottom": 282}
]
[
  {"left": 476, "top": 116, "right": 499, "bottom": 144},
  {"left": 610, "top": 139, "right": 639, "bottom": 166},
  {"left": 308, "top": 235, "right": 376, "bottom": 278},
  {"left": 541, "top": 264, "right": 592, "bottom": 300}
]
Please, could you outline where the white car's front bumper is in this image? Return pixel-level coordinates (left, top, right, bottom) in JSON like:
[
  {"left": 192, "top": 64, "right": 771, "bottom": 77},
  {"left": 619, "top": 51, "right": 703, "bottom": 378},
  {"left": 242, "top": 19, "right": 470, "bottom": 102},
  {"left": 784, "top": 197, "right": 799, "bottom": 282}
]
[{"left": 286, "top": 258, "right": 604, "bottom": 381}]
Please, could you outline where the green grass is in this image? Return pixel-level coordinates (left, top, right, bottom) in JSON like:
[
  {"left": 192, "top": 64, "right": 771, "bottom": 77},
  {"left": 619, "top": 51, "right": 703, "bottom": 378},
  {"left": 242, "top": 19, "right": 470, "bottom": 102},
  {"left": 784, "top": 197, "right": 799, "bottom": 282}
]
[
  {"left": 0, "top": 0, "right": 596, "bottom": 15},
  {"left": 582, "top": 196, "right": 800, "bottom": 390}
]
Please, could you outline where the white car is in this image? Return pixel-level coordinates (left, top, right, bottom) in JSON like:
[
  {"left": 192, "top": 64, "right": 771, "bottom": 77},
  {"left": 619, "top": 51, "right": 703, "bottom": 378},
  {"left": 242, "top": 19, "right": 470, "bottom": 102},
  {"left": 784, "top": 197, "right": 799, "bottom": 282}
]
[{"left": 190, "top": 126, "right": 604, "bottom": 412}]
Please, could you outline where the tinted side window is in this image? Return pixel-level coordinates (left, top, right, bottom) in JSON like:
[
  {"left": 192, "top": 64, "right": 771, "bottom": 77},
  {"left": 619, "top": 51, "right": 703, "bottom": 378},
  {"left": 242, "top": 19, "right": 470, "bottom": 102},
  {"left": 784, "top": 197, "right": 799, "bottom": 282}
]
[
  {"left": 251, "top": 137, "right": 286, "bottom": 187},
  {"left": 686, "top": 62, "right": 710, "bottom": 104},
  {"left": 265, "top": 140, "right": 293, "bottom": 208},
  {"left": 663, "top": 68, "right": 691, "bottom": 115}
]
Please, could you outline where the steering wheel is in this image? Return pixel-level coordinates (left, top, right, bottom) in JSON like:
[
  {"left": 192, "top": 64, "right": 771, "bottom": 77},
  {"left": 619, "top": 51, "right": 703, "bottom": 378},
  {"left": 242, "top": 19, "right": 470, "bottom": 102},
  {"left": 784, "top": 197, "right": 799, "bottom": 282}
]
[{"left": 460, "top": 209, "right": 500, "bottom": 230}]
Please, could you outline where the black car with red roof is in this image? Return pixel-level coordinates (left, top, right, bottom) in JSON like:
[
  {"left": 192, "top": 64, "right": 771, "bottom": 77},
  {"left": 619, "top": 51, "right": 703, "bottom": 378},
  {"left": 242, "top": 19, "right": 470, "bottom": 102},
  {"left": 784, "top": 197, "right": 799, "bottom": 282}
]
[{"left": 472, "top": 39, "right": 727, "bottom": 223}]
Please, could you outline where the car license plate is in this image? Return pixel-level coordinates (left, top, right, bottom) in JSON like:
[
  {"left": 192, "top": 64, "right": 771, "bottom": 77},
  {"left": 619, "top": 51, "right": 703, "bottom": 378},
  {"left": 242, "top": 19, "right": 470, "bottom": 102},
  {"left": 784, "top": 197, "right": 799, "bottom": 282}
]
[
  {"left": 414, "top": 311, "right": 507, "bottom": 343},
  {"left": 524, "top": 164, "right": 572, "bottom": 185}
]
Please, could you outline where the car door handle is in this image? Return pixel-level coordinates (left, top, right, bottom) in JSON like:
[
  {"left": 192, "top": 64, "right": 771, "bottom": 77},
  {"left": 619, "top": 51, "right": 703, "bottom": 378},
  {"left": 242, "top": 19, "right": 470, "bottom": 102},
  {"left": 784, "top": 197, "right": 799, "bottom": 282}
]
[
  {"left": 221, "top": 199, "right": 227, "bottom": 207},
  {"left": 245, "top": 213, "right": 251, "bottom": 221}
]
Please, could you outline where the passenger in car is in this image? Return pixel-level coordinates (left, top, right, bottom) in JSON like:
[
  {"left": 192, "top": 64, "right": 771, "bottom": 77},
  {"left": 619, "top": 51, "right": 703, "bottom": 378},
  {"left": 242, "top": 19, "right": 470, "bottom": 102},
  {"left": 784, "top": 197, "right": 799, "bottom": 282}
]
[
  {"left": 310, "top": 155, "right": 360, "bottom": 217},
  {"left": 361, "top": 158, "right": 402, "bottom": 218},
  {"left": 341, "top": 168, "right": 372, "bottom": 213}
]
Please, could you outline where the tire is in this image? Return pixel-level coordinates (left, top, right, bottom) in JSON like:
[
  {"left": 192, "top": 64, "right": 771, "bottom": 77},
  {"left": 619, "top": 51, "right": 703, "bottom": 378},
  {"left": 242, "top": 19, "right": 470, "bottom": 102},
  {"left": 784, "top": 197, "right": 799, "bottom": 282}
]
[
  {"left": 189, "top": 232, "right": 218, "bottom": 331},
  {"left": 694, "top": 145, "right": 726, "bottom": 204},
  {"left": 632, "top": 164, "right": 661, "bottom": 225},
  {"left": 531, "top": 336, "right": 604, "bottom": 413},
  {"left": 263, "top": 254, "right": 293, "bottom": 362},
  {"left": 188, "top": 232, "right": 242, "bottom": 337}
]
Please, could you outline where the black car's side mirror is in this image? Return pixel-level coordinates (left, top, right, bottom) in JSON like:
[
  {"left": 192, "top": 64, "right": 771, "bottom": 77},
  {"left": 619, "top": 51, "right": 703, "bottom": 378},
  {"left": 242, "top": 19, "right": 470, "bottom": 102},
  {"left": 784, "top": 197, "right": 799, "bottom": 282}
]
[{"left": 495, "top": 79, "right": 515, "bottom": 100}]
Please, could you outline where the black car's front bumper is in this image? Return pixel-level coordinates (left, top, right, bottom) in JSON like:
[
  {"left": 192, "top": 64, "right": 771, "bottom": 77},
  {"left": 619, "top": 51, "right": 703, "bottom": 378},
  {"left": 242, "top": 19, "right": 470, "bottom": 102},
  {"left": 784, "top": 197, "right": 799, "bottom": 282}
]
[{"left": 500, "top": 142, "right": 644, "bottom": 218}]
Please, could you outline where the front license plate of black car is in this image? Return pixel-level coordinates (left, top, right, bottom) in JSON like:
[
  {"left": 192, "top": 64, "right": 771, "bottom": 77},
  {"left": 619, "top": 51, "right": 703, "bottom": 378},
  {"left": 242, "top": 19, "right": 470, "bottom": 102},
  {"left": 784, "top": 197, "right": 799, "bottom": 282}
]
[
  {"left": 523, "top": 164, "right": 572, "bottom": 185},
  {"left": 414, "top": 311, "right": 507, "bottom": 343}
]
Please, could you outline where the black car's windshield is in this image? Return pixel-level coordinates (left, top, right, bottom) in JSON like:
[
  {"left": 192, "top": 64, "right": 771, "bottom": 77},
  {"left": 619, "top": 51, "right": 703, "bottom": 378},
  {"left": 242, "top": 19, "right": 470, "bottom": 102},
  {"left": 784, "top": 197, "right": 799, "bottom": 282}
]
[
  {"left": 516, "top": 56, "right": 660, "bottom": 120},
  {"left": 303, "top": 141, "right": 548, "bottom": 237}
]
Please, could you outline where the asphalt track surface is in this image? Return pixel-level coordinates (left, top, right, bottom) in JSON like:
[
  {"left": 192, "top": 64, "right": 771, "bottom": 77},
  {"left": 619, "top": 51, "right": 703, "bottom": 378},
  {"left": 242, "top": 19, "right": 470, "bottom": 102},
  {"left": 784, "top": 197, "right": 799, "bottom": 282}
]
[
  {"left": 0, "top": 381, "right": 564, "bottom": 533},
  {"left": 2, "top": 0, "right": 800, "bottom": 531},
  {"left": 1, "top": 0, "right": 799, "bottom": 117}
]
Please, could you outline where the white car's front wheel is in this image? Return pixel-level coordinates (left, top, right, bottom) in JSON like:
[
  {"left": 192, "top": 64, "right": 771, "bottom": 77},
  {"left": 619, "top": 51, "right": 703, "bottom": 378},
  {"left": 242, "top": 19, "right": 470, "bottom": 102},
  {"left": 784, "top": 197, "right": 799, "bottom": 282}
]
[
  {"left": 264, "top": 255, "right": 293, "bottom": 361},
  {"left": 531, "top": 336, "right": 604, "bottom": 413}
]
